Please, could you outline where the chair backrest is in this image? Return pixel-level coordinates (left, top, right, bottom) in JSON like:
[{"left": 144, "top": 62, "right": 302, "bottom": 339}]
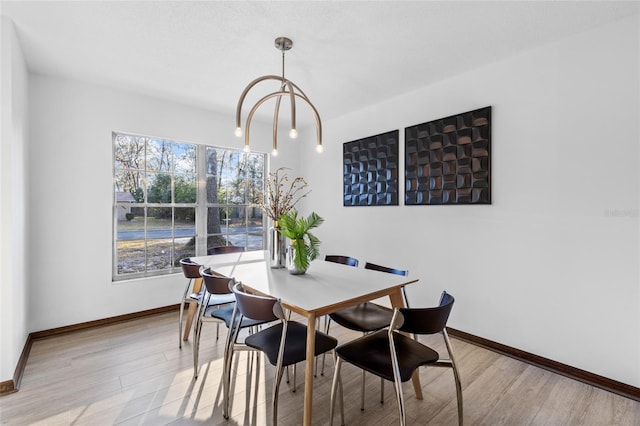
[
  {"left": 325, "top": 255, "right": 359, "bottom": 267},
  {"left": 364, "top": 261, "right": 408, "bottom": 276},
  {"left": 396, "top": 291, "right": 454, "bottom": 335},
  {"left": 201, "top": 267, "right": 233, "bottom": 295},
  {"left": 179, "top": 257, "right": 202, "bottom": 279},
  {"left": 208, "top": 245, "right": 245, "bottom": 255},
  {"left": 232, "top": 282, "right": 279, "bottom": 322}
]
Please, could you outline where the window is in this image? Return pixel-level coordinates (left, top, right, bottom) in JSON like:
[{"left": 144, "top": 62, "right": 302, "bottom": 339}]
[{"left": 113, "top": 132, "right": 265, "bottom": 280}]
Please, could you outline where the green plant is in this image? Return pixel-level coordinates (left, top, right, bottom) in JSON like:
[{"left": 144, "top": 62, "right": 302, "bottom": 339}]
[{"left": 278, "top": 210, "right": 324, "bottom": 271}]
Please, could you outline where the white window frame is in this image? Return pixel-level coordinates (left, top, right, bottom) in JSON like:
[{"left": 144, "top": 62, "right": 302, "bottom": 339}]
[{"left": 112, "top": 132, "right": 266, "bottom": 281}]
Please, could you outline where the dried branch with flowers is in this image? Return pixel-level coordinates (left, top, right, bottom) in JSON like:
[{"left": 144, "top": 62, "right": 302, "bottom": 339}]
[{"left": 258, "top": 167, "right": 311, "bottom": 222}]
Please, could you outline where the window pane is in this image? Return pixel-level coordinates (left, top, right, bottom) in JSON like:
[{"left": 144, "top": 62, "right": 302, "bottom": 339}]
[
  {"left": 175, "top": 237, "right": 195, "bottom": 263},
  {"left": 206, "top": 174, "right": 219, "bottom": 204},
  {"left": 219, "top": 150, "right": 240, "bottom": 177},
  {"left": 174, "top": 143, "right": 196, "bottom": 174},
  {"left": 175, "top": 174, "right": 196, "bottom": 203},
  {"left": 248, "top": 204, "right": 263, "bottom": 226},
  {"left": 227, "top": 207, "right": 246, "bottom": 227},
  {"left": 206, "top": 150, "right": 220, "bottom": 204},
  {"left": 224, "top": 152, "right": 247, "bottom": 205},
  {"left": 147, "top": 139, "right": 173, "bottom": 172},
  {"left": 116, "top": 240, "right": 147, "bottom": 274},
  {"left": 227, "top": 218, "right": 246, "bottom": 248},
  {"left": 147, "top": 207, "right": 172, "bottom": 231},
  {"left": 248, "top": 178, "right": 263, "bottom": 206},
  {"left": 147, "top": 173, "right": 172, "bottom": 203},
  {"left": 247, "top": 230, "right": 264, "bottom": 251},
  {"left": 206, "top": 147, "right": 219, "bottom": 177},
  {"left": 246, "top": 152, "right": 265, "bottom": 180},
  {"left": 207, "top": 206, "right": 230, "bottom": 250},
  {"left": 146, "top": 239, "right": 173, "bottom": 271},
  {"left": 116, "top": 206, "right": 144, "bottom": 238},
  {"left": 175, "top": 207, "right": 195, "bottom": 236},
  {"left": 228, "top": 180, "right": 246, "bottom": 205},
  {"left": 207, "top": 206, "right": 223, "bottom": 236},
  {"left": 114, "top": 170, "right": 144, "bottom": 198},
  {"left": 114, "top": 134, "right": 145, "bottom": 170},
  {"left": 174, "top": 205, "right": 195, "bottom": 262}
]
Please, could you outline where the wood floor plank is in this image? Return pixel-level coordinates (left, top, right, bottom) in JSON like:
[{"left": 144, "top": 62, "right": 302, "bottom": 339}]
[
  {"left": 530, "top": 374, "right": 596, "bottom": 425},
  {"left": 577, "top": 386, "right": 640, "bottom": 426},
  {"left": 1, "top": 310, "right": 638, "bottom": 426},
  {"left": 462, "top": 354, "right": 529, "bottom": 422},
  {"left": 474, "top": 364, "right": 557, "bottom": 425}
]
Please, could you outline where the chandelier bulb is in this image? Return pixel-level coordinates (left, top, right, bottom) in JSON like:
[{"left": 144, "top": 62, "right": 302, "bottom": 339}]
[
  {"left": 289, "top": 128, "right": 298, "bottom": 139},
  {"left": 271, "top": 148, "right": 278, "bottom": 156},
  {"left": 235, "top": 127, "right": 242, "bottom": 138},
  {"left": 316, "top": 144, "right": 324, "bottom": 153},
  {"left": 243, "top": 145, "right": 250, "bottom": 153}
]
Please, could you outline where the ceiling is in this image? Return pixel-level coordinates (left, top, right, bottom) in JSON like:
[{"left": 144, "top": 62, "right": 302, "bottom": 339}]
[{"left": 2, "top": 1, "right": 639, "bottom": 124}]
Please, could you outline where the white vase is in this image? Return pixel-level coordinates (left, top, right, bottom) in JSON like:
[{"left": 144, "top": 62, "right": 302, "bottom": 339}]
[{"left": 268, "top": 225, "right": 286, "bottom": 268}]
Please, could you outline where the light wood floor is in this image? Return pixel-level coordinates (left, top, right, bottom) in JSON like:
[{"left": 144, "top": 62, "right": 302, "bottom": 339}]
[{"left": 1, "top": 311, "right": 638, "bottom": 425}]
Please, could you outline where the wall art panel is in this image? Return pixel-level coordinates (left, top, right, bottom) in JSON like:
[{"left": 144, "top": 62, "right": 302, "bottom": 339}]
[
  {"left": 343, "top": 130, "right": 399, "bottom": 206},
  {"left": 405, "top": 106, "right": 491, "bottom": 205}
]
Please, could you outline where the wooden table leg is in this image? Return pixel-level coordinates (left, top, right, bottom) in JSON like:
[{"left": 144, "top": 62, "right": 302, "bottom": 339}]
[
  {"left": 410, "top": 370, "right": 423, "bottom": 400},
  {"left": 388, "top": 287, "right": 423, "bottom": 400},
  {"left": 303, "top": 312, "right": 317, "bottom": 426},
  {"left": 183, "top": 277, "right": 203, "bottom": 341}
]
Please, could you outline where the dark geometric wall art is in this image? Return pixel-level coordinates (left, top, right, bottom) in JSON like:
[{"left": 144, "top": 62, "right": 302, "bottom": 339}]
[
  {"left": 343, "top": 130, "right": 399, "bottom": 206},
  {"left": 405, "top": 106, "right": 491, "bottom": 205}
]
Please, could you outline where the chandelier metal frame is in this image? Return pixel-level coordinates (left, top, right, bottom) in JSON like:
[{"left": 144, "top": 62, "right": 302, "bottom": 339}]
[{"left": 234, "top": 37, "right": 323, "bottom": 156}]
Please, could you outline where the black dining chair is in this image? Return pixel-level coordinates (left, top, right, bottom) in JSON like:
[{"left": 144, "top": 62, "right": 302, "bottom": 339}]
[
  {"left": 325, "top": 255, "right": 359, "bottom": 267},
  {"left": 325, "top": 261, "right": 408, "bottom": 409},
  {"left": 329, "top": 291, "right": 462, "bottom": 426},
  {"left": 329, "top": 263, "right": 408, "bottom": 336},
  {"left": 223, "top": 282, "right": 341, "bottom": 425},
  {"left": 363, "top": 261, "right": 409, "bottom": 278},
  {"left": 192, "top": 267, "right": 236, "bottom": 378},
  {"left": 317, "top": 255, "right": 359, "bottom": 374}
]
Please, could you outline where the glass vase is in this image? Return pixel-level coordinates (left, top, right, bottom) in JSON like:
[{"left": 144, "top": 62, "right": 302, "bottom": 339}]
[
  {"left": 268, "top": 223, "right": 286, "bottom": 268},
  {"left": 286, "top": 244, "right": 306, "bottom": 275}
]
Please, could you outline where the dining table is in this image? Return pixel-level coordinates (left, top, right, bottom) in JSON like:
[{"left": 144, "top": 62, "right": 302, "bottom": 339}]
[{"left": 191, "top": 250, "right": 420, "bottom": 426}]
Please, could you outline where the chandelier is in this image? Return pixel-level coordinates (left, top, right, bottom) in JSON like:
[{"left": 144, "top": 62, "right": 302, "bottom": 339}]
[{"left": 234, "top": 37, "right": 322, "bottom": 156}]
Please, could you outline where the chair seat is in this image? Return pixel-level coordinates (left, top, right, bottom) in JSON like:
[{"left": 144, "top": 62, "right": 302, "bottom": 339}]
[
  {"left": 336, "top": 330, "right": 439, "bottom": 382},
  {"left": 190, "top": 292, "right": 235, "bottom": 306},
  {"left": 245, "top": 321, "right": 338, "bottom": 367},
  {"left": 209, "top": 304, "right": 271, "bottom": 329},
  {"left": 329, "top": 302, "right": 393, "bottom": 332}
]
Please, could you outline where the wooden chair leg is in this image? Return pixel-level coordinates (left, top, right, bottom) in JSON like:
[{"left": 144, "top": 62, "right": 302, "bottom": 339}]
[
  {"left": 183, "top": 302, "right": 198, "bottom": 341},
  {"left": 183, "top": 277, "right": 203, "bottom": 341}
]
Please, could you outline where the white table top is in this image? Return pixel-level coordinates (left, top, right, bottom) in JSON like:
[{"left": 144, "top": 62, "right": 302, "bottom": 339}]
[{"left": 191, "top": 250, "right": 418, "bottom": 316}]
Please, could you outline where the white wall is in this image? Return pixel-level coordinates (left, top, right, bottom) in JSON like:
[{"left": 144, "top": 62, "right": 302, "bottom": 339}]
[
  {"left": 302, "top": 15, "right": 640, "bottom": 386},
  {"left": 0, "top": 18, "right": 29, "bottom": 384},
  {"left": 26, "top": 73, "right": 295, "bottom": 333},
  {"left": 6, "top": 11, "right": 638, "bottom": 391}
]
